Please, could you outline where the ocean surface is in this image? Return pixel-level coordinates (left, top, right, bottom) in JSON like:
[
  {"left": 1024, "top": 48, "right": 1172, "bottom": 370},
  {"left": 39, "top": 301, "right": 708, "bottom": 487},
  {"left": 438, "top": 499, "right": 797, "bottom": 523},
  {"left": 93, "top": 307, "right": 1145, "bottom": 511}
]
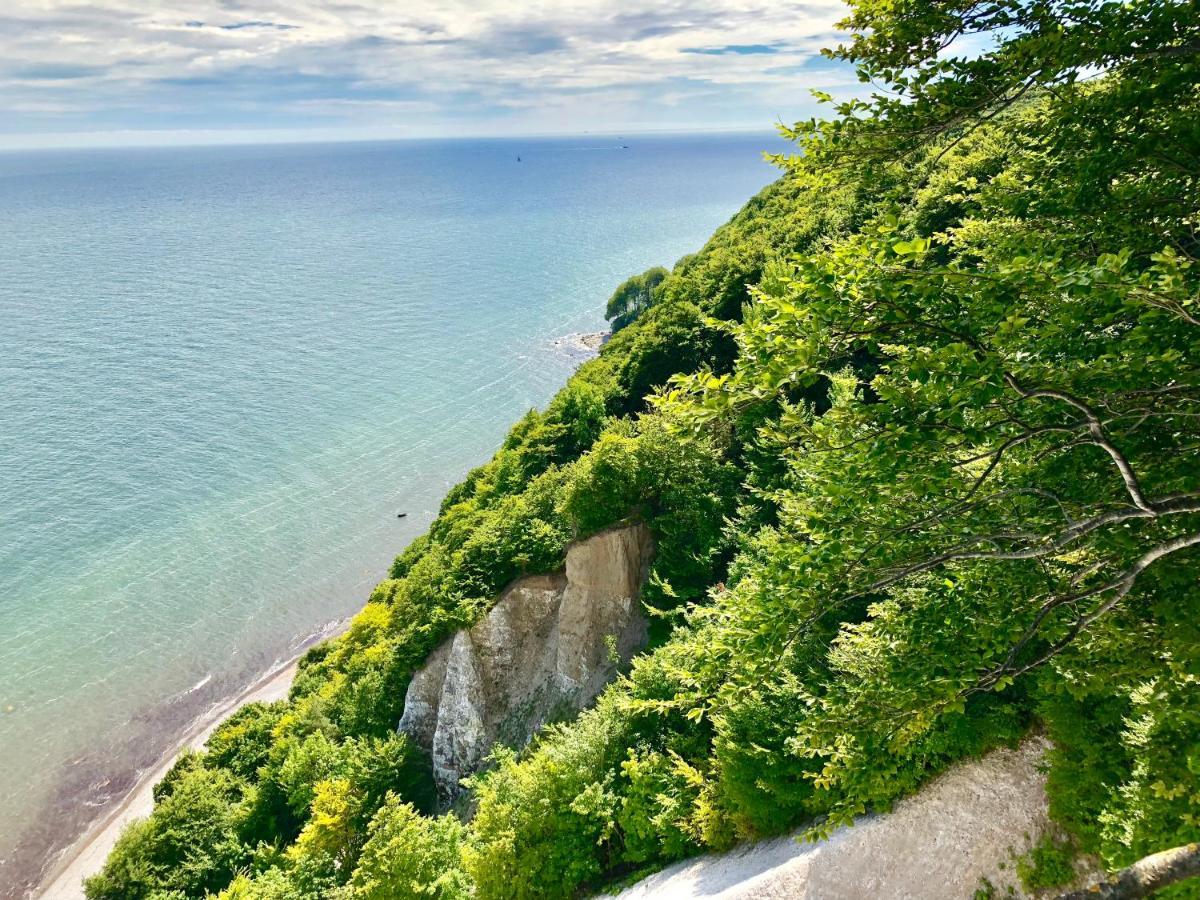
[{"left": 0, "top": 133, "right": 779, "bottom": 895}]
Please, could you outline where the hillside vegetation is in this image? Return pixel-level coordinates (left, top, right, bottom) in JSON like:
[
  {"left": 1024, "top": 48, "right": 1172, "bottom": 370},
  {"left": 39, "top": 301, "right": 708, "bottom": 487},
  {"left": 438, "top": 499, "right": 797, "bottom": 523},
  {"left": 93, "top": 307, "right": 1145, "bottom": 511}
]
[{"left": 87, "top": 1, "right": 1199, "bottom": 898}]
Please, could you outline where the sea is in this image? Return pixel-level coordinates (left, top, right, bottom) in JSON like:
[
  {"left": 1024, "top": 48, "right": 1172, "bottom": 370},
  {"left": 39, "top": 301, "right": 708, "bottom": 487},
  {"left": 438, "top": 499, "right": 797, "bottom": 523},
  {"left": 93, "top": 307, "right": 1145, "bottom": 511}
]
[{"left": 0, "top": 132, "right": 780, "bottom": 896}]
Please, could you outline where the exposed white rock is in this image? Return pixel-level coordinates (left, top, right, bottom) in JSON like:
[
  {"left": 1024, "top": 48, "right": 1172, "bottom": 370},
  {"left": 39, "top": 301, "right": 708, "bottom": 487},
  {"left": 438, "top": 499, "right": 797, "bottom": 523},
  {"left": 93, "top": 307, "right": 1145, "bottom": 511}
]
[
  {"left": 614, "top": 739, "right": 1054, "bottom": 900},
  {"left": 399, "top": 524, "right": 653, "bottom": 797}
]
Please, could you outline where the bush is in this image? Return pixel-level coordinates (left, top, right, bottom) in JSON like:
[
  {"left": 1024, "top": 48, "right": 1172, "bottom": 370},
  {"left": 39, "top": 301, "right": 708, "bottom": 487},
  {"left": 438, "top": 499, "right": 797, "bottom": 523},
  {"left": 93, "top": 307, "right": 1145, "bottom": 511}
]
[
  {"left": 85, "top": 767, "right": 249, "bottom": 899},
  {"left": 1016, "top": 833, "right": 1077, "bottom": 893},
  {"left": 345, "top": 798, "right": 470, "bottom": 899},
  {"left": 465, "top": 697, "right": 633, "bottom": 899}
]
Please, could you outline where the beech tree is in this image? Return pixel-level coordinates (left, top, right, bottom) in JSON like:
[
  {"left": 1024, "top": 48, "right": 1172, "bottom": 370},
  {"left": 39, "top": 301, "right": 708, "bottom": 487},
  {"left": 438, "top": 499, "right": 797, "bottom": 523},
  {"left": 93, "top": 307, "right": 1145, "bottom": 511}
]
[{"left": 664, "top": 0, "right": 1199, "bottom": 872}]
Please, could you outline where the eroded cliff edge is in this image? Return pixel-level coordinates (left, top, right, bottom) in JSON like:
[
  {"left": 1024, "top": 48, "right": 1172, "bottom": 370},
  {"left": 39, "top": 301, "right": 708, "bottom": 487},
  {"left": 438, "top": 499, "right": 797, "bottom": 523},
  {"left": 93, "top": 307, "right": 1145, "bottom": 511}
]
[{"left": 399, "top": 523, "right": 653, "bottom": 797}]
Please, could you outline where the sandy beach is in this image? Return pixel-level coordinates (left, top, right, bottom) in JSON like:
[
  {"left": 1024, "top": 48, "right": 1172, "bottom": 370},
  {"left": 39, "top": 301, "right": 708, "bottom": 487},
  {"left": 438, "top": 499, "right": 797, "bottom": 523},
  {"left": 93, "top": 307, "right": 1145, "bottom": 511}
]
[{"left": 36, "top": 658, "right": 303, "bottom": 899}]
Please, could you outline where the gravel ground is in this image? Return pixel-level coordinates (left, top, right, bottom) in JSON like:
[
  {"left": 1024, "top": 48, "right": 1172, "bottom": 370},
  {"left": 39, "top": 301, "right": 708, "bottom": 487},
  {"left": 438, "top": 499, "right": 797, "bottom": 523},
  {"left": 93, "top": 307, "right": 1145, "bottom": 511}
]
[{"left": 613, "top": 739, "right": 1053, "bottom": 900}]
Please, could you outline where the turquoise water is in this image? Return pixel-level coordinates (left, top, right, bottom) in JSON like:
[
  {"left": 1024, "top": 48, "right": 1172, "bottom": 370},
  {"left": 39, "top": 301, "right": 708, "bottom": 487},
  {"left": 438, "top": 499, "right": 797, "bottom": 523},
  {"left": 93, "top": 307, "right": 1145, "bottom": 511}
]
[{"left": 0, "top": 134, "right": 778, "bottom": 894}]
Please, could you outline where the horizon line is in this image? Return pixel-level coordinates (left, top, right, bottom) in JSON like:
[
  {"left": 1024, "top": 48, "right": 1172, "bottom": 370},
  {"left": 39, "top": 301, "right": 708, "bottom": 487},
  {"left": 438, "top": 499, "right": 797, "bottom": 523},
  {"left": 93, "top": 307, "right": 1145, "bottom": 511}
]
[{"left": 0, "top": 122, "right": 788, "bottom": 154}]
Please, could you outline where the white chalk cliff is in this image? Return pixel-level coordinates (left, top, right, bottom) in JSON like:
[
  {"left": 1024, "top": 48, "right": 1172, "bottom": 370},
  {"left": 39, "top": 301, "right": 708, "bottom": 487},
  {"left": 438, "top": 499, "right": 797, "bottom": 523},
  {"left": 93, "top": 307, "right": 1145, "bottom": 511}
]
[{"left": 398, "top": 523, "right": 653, "bottom": 797}]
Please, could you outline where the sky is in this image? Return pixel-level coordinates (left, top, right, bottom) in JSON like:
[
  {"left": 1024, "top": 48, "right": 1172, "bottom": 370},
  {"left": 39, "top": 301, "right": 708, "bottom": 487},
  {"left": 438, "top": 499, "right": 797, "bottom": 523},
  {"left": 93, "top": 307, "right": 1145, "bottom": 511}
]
[{"left": 0, "top": 1, "right": 861, "bottom": 149}]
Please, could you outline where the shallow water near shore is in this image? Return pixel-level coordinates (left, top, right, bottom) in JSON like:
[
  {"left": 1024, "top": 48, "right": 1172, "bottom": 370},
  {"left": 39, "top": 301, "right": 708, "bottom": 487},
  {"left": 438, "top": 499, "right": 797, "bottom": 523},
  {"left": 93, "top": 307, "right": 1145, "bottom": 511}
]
[{"left": 0, "top": 133, "right": 778, "bottom": 896}]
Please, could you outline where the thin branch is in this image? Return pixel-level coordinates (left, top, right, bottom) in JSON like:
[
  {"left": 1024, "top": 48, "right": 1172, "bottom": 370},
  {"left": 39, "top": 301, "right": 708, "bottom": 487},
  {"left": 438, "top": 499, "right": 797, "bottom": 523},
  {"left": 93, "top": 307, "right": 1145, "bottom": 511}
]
[
  {"left": 1004, "top": 375, "right": 1156, "bottom": 512},
  {"left": 975, "top": 530, "right": 1200, "bottom": 691},
  {"left": 851, "top": 494, "right": 1200, "bottom": 601},
  {"left": 1055, "top": 842, "right": 1200, "bottom": 900}
]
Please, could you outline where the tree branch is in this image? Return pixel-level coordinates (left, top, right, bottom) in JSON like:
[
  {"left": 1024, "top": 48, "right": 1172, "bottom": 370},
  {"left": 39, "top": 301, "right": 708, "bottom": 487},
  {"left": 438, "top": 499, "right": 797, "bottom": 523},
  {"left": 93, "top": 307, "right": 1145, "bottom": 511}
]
[
  {"left": 975, "top": 529, "right": 1200, "bottom": 691},
  {"left": 1004, "top": 375, "right": 1156, "bottom": 512},
  {"left": 855, "top": 498, "right": 1193, "bottom": 598},
  {"left": 1055, "top": 842, "right": 1200, "bottom": 900}
]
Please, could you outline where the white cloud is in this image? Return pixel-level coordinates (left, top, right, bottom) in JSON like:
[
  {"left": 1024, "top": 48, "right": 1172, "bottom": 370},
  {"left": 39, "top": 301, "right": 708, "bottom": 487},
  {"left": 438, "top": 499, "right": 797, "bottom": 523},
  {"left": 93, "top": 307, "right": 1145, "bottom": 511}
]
[{"left": 0, "top": 1, "right": 857, "bottom": 146}]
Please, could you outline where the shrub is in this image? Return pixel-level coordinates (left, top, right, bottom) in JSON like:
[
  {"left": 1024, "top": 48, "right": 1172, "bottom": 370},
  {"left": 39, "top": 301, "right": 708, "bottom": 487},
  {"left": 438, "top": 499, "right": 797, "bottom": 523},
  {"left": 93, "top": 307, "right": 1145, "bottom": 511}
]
[
  {"left": 465, "top": 696, "right": 633, "bottom": 899},
  {"left": 1016, "top": 833, "right": 1077, "bottom": 893},
  {"left": 85, "top": 767, "right": 249, "bottom": 899},
  {"left": 345, "top": 798, "right": 471, "bottom": 899}
]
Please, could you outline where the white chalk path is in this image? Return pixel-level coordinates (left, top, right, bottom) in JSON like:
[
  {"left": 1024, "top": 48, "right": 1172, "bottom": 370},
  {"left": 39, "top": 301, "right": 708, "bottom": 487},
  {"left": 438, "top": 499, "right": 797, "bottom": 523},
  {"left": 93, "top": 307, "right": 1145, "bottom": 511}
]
[{"left": 614, "top": 740, "right": 1052, "bottom": 900}]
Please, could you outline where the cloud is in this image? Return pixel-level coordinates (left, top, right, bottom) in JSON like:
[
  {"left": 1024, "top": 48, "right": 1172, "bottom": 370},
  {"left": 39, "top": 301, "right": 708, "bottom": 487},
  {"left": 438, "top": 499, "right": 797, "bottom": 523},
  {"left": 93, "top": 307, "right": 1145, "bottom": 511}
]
[
  {"left": 0, "top": 0, "right": 859, "bottom": 147},
  {"left": 184, "top": 20, "right": 300, "bottom": 31},
  {"left": 682, "top": 44, "right": 780, "bottom": 55},
  {"left": 219, "top": 21, "right": 299, "bottom": 30},
  {"left": 7, "top": 63, "right": 109, "bottom": 81},
  {"left": 476, "top": 24, "right": 568, "bottom": 56}
]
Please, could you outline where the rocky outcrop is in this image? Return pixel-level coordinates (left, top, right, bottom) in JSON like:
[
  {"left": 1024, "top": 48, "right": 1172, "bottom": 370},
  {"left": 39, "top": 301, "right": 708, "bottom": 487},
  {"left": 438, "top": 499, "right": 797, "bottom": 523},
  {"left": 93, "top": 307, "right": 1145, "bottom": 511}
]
[
  {"left": 398, "top": 523, "right": 653, "bottom": 797},
  {"left": 613, "top": 739, "right": 1056, "bottom": 900}
]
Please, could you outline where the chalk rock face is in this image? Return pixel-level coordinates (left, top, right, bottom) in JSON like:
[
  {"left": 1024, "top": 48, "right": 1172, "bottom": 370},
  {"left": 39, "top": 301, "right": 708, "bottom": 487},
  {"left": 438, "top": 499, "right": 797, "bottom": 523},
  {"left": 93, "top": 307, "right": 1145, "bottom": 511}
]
[{"left": 398, "top": 524, "right": 653, "bottom": 797}]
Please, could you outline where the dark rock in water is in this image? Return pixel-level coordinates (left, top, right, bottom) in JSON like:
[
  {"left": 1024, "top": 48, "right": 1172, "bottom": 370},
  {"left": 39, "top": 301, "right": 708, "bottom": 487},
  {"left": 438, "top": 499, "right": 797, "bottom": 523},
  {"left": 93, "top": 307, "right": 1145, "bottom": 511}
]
[{"left": 397, "top": 512, "right": 408, "bottom": 519}]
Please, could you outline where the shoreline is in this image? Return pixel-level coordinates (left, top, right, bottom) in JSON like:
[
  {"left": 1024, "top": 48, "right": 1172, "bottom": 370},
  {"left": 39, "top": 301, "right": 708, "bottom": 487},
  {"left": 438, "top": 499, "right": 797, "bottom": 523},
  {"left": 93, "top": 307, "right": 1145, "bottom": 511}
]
[
  {"left": 550, "top": 330, "right": 610, "bottom": 355},
  {"left": 35, "top": 624, "right": 347, "bottom": 900},
  {"left": 31, "top": 330, "right": 606, "bottom": 899}
]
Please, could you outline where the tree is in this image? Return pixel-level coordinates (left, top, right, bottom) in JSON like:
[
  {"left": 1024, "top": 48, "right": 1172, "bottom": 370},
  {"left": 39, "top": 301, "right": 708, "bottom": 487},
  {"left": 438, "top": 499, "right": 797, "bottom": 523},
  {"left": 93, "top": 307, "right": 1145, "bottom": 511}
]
[
  {"left": 346, "top": 797, "right": 470, "bottom": 900},
  {"left": 85, "top": 767, "right": 249, "bottom": 899},
  {"left": 640, "top": 0, "right": 1200, "bottom": 871},
  {"left": 605, "top": 267, "right": 668, "bottom": 331}
]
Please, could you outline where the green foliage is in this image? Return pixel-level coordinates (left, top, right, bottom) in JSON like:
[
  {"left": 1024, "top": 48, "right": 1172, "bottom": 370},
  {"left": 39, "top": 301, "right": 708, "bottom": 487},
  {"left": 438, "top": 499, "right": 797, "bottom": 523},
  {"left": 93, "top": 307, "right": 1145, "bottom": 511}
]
[
  {"left": 206, "top": 702, "right": 287, "bottom": 781},
  {"left": 611, "top": 301, "right": 734, "bottom": 415},
  {"left": 1015, "top": 833, "right": 1077, "bottom": 892},
  {"left": 277, "top": 732, "right": 344, "bottom": 820},
  {"left": 290, "top": 777, "right": 359, "bottom": 871},
  {"left": 218, "top": 868, "right": 311, "bottom": 900},
  {"left": 86, "top": 767, "right": 249, "bottom": 899},
  {"left": 344, "top": 798, "right": 470, "bottom": 899},
  {"left": 606, "top": 266, "right": 668, "bottom": 331},
  {"left": 616, "top": 749, "right": 703, "bottom": 864},
  {"left": 465, "top": 697, "right": 632, "bottom": 899}
]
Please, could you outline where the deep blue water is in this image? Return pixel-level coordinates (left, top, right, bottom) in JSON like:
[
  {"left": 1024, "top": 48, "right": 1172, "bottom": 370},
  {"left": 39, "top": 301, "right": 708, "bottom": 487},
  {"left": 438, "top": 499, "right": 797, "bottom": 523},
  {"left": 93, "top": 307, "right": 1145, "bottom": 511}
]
[{"left": 0, "top": 133, "right": 779, "bottom": 892}]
